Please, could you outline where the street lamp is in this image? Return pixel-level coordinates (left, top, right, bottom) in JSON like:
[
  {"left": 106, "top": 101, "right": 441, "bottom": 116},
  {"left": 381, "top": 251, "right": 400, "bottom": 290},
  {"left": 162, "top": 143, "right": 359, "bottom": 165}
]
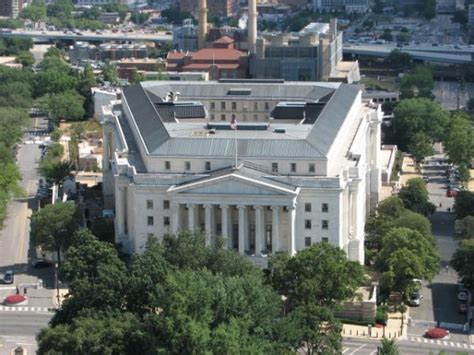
[{"left": 54, "top": 262, "right": 60, "bottom": 306}]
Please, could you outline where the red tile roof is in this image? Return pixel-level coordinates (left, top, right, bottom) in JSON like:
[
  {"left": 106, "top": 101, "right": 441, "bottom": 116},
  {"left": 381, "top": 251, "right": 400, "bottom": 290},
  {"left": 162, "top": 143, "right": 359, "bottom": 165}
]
[
  {"left": 213, "top": 35, "right": 235, "bottom": 44},
  {"left": 191, "top": 48, "right": 246, "bottom": 61},
  {"left": 182, "top": 63, "right": 240, "bottom": 70}
]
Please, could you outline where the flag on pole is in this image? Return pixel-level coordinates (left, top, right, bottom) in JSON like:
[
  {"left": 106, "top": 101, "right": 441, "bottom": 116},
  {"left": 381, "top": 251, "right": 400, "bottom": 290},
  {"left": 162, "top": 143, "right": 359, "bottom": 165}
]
[{"left": 230, "top": 116, "right": 237, "bottom": 130}]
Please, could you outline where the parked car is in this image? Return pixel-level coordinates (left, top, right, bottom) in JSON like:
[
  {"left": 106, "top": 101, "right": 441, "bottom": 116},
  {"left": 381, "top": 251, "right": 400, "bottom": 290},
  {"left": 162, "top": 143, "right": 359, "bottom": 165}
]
[
  {"left": 409, "top": 292, "right": 423, "bottom": 306},
  {"left": 458, "top": 290, "right": 468, "bottom": 301},
  {"left": 2, "top": 270, "right": 14, "bottom": 284},
  {"left": 447, "top": 189, "right": 459, "bottom": 198},
  {"left": 459, "top": 302, "right": 468, "bottom": 314}
]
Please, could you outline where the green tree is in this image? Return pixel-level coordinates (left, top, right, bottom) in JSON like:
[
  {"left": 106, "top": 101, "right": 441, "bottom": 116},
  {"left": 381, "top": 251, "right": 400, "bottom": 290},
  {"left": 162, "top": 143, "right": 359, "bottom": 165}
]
[
  {"left": 30, "top": 202, "right": 79, "bottom": 266},
  {"left": 398, "top": 178, "right": 436, "bottom": 215},
  {"left": 420, "top": 0, "right": 436, "bottom": 19},
  {"left": 376, "top": 227, "right": 439, "bottom": 294},
  {"left": 400, "top": 67, "right": 434, "bottom": 99},
  {"left": 379, "top": 337, "right": 400, "bottom": 355},
  {"left": 391, "top": 98, "right": 448, "bottom": 151},
  {"left": 161, "top": 7, "right": 193, "bottom": 25},
  {"left": 385, "top": 50, "right": 412, "bottom": 69},
  {"left": 450, "top": 239, "right": 474, "bottom": 291},
  {"left": 102, "top": 63, "right": 118, "bottom": 85},
  {"left": 21, "top": 0, "right": 47, "bottom": 21},
  {"left": 443, "top": 114, "right": 474, "bottom": 168},
  {"left": 454, "top": 191, "right": 474, "bottom": 219},
  {"left": 40, "top": 90, "right": 85, "bottom": 122},
  {"left": 15, "top": 51, "right": 35, "bottom": 67},
  {"left": 381, "top": 29, "right": 393, "bottom": 42},
  {"left": 38, "top": 311, "right": 144, "bottom": 355},
  {"left": 408, "top": 132, "right": 433, "bottom": 164},
  {"left": 38, "top": 159, "right": 72, "bottom": 184},
  {"left": 279, "top": 304, "right": 342, "bottom": 355},
  {"left": 461, "top": 216, "right": 474, "bottom": 239},
  {"left": 34, "top": 70, "right": 77, "bottom": 97},
  {"left": 47, "top": 0, "right": 74, "bottom": 19},
  {"left": 269, "top": 242, "right": 365, "bottom": 308}
]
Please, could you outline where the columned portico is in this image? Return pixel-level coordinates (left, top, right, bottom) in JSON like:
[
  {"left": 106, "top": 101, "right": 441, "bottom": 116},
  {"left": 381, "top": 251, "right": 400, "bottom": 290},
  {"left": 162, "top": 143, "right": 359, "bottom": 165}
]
[
  {"left": 220, "top": 204, "right": 230, "bottom": 248},
  {"left": 271, "top": 206, "right": 280, "bottom": 253},
  {"left": 237, "top": 205, "right": 246, "bottom": 254},
  {"left": 254, "top": 206, "right": 264, "bottom": 255}
]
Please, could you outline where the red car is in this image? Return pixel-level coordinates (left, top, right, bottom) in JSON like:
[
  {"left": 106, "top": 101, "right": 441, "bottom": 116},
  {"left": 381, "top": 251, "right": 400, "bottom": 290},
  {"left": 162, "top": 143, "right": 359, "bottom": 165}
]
[{"left": 447, "top": 189, "right": 459, "bottom": 198}]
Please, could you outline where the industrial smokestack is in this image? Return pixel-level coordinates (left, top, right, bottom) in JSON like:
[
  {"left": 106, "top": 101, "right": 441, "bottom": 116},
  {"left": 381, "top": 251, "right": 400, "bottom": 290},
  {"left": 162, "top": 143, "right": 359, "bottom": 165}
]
[
  {"left": 248, "top": 0, "right": 257, "bottom": 53},
  {"left": 198, "top": 0, "right": 207, "bottom": 49}
]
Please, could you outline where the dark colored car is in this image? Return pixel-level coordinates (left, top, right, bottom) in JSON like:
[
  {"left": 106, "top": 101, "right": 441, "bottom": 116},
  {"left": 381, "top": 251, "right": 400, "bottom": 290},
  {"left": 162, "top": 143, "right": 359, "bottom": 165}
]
[
  {"left": 3, "top": 270, "right": 14, "bottom": 284},
  {"left": 459, "top": 302, "right": 468, "bottom": 314}
]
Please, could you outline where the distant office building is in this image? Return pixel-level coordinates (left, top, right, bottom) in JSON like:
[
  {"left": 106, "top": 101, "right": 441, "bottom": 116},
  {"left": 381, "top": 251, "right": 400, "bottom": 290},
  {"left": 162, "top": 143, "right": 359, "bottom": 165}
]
[
  {"left": 166, "top": 36, "right": 248, "bottom": 80},
  {"left": 436, "top": 0, "right": 463, "bottom": 14},
  {"left": 250, "top": 20, "right": 360, "bottom": 83},
  {"left": 312, "top": 0, "right": 368, "bottom": 12},
  {"left": 76, "top": 0, "right": 147, "bottom": 8},
  {"left": 69, "top": 42, "right": 149, "bottom": 63},
  {"left": 179, "top": 0, "right": 239, "bottom": 17},
  {"left": 0, "top": 0, "right": 23, "bottom": 18},
  {"left": 469, "top": 4, "right": 474, "bottom": 28},
  {"left": 173, "top": 21, "right": 199, "bottom": 51}
]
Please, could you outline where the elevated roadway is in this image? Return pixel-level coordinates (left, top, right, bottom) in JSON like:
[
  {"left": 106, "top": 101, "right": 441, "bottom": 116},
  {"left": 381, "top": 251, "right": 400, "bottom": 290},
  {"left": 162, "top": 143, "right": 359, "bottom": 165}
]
[
  {"left": 0, "top": 29, "right": 173, "bottom": 44},
  {"left": 343, "top": 44, "right": 473, "bottom": 64}
]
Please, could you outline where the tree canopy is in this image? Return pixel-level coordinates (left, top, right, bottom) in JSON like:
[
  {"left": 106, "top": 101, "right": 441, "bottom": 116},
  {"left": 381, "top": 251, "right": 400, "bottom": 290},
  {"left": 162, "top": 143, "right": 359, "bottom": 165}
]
[
  {"left": 454, "top": 191, "right": 474, "bottom": 219},
  {"left": 400, "top": 66, "right": 434, "bottom": 99},
  {"left": 391, "top": 98, "right": 448, "bottom": 152},
  {"left": 398, "top": 177, "right": 436, "bottom": 216},
  {"left": 450, "top": 239, "right": 474, "bottom": 291}
]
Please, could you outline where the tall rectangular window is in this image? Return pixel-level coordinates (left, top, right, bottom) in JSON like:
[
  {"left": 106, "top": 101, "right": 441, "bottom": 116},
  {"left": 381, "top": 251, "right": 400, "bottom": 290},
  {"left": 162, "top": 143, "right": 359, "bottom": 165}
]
[
  {"left": 210, "top": 114, "right": 215, "bottom": 120},
  {"left": 272, "top": 163, "right": 278, "bottom": 173},
  {"left": 185, "top": 161, "right": 191, "bottom": 171},
  {"left": 205, "top": 161, "right": 211, "bottom": 171},
  {"left": 322, "top": 203, "right": 328, "bottom": 213},
  {"left": 231, "top": 102, "right": 237, "bottom": 110},
  {"left": 305, "top": 219, "right": 311, "bottom": 229},
  {"left": 163, "top": 216, "right": 170, "bottom": 226},
  {"left": 146, "top": 200, "right": 153, "bottom": 209},
  {"left": 165, "top": 161, "right": 171, "bottom": 170},
  {"left": 305, "top": 237, "right": 312, "bottom": 247},
  {"left": 254, "top": 102, "right": 258, "bottom": 111},
  {"left": 221, "top": 102, "right": 226, "bottom": 110},
  {"left": 221, "top": 114, "right": 226, "bottom": 121},
  {"left": 210, "top": 102, "right": 215, "bottom": 110},
  {"left": 322, "top": 220, "right": 328, "bottom": 230},
  {"left": 309, "top": 163, "right": 315, "bottom": 173},
  {"left": 147, "top": 216, "right": 154, "bottom": 226},
  {"left": 264, "top": 102, "right": 269, "bottom": 110},
  {"left": 322, "top": 237, "right": 328, "bottom": 243},
  {"left": 291, "top": 163, "right": 296, "bottom": 173},
  {"left": 163, "top": 200, "right": 170, "bottom": 209},
  {"left": 305, "top": 203, "right": 311, "bottom": 212}
]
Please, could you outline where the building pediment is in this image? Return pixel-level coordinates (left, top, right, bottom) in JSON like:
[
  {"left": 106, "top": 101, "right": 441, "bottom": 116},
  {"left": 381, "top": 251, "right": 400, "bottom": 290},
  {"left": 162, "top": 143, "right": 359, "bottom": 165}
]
[{"left": 168, "top": 173, "right": 297, "bottom": 196}]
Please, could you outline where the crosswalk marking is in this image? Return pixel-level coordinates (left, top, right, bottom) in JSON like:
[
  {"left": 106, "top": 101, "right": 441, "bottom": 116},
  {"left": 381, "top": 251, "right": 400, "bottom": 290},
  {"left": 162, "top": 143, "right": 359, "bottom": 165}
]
[
  {"left": 0, "top": 305, "right": 53, "bottom": 312},
  {"left": 409, "top": 337, "right": 474, "bottom": 350},
  {"left": 342, "top": 348, "right": 349, "bottom": 353}
]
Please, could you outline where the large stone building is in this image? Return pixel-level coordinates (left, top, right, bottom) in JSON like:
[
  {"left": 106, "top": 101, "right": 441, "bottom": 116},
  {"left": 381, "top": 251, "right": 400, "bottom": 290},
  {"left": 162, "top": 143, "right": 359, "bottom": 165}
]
[
  {"left": 250, "top": 20, "right": 360, "bottom": 83},
  {"left": 102, "top": 80, "right": 382, "bottom": 264},
  {"left": 312, "top": 0, "right": 369, "bottom": 12},
  {"left": 179, "top": 0, "right": 239, "bottom": 17},
  {"left": 0, "top": 0, "right": 23, "bottom": 18}
]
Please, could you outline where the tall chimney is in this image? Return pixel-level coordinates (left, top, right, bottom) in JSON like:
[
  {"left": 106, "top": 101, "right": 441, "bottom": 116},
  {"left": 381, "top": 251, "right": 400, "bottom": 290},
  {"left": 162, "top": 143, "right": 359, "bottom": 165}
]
[
  {"left": 248, "top": 0, "right": 257, "bottom": 53},
  {"left": 198, "top": 0, "right": 207, "bottom": 49}
]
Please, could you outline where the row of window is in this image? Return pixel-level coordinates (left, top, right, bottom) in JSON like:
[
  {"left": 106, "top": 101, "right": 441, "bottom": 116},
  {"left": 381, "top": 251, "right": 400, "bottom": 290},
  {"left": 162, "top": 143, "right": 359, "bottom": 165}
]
[
  {"left": 209, "top": 113, "right": 269, "bottom": 121},
  {"left": 304, "top": 203, "right": 328, "bottom": 213},
  {"left": 147, "top": 216, "right": 170, "bottom": 226},
  {"left": 305, "top": 219, "right": 329, "bottom": 230},
  {"left": 272, "top": 162, "right": 316, "bottom": 174},
  {"left": 147, "top": 199, "right": 170, "bottom": 210},
  {"left": 210, "top": 101, "right": 270, "bottom": 111},
  {"left": 305, "top": 236, "right": 328, "bottom": 247},
  {"left": 165, "top": 161, "right": 211, "bottom": 172}
]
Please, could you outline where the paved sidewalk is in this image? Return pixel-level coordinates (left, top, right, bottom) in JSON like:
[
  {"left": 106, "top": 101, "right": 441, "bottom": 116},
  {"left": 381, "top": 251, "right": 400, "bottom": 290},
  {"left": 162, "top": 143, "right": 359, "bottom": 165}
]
[{"left": 342, "top": 310, "right": 408, "bottom": 340}]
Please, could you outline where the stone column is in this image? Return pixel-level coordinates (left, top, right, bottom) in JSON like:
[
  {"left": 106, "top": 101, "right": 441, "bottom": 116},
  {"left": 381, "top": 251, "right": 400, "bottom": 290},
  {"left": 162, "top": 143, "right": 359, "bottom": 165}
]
[
  {"left": 204, "top": 204, "right": 213, "bottom": 247},
  {"left": 220, "top": 204, "right": 229, "bottom": 249},
  {"left": 254, "top": 205, "right": 264, "bottom": 255},
  {"left": 288, "top": 204, "right": 296, "bottom": 256},
  {"left": 187, "top": 203, "right": 196, "bottom": 231},
  {"left": 350, "top": 184, "right": 358, "bottom": 240},
  {"left": 271, "top": 206, "right": 280, "bottom": 253},
  {"left": 237, "top": 205, "right": 246, "bottom": 255},
  {"left": 171, "top": 202, "right": 179, "bottom": 233},
  {"left": 115, "top": 186, "right": 125, "bottom": 235}
]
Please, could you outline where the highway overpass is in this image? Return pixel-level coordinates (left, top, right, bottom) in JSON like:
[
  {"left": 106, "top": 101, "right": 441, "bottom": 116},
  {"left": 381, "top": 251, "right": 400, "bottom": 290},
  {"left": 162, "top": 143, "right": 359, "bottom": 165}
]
[
  {"left": 343, "top": 44, "right": 473, "bottom": 65},
  {"left": 0, "top": 30, "right": 173, "bottom": 44}
]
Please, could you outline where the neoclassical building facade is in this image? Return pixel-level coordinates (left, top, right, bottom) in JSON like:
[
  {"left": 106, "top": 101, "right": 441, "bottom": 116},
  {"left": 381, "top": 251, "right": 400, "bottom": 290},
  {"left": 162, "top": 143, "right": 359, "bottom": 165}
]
[{"left": 102, "top": 80, "right": 382, "bottom": 264}]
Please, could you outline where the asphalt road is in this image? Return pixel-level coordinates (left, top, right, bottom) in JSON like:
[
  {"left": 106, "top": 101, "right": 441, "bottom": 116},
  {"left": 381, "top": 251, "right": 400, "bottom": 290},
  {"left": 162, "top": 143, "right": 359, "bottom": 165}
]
[
  {"left": 0, "top": 118, "right": 54, "bottom": 352},
  {"left": 407, "top": 155, "right": 468, "bottom": 341}
]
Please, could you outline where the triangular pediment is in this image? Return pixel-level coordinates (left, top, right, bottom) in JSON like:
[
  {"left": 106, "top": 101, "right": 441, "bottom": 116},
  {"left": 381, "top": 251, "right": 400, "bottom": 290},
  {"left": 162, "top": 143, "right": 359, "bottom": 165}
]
[{"left": 169, "top": 174, "right": 296, "bottom": 196}]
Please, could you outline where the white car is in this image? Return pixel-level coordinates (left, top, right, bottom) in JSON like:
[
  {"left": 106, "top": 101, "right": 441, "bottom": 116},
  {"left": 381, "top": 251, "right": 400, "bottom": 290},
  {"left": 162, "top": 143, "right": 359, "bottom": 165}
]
[
  {"left": 458, "top": 291, "right": 468, "bottom": 301},
  {"left": 409, "top": 292, "right": 423, "bottom": 306}
]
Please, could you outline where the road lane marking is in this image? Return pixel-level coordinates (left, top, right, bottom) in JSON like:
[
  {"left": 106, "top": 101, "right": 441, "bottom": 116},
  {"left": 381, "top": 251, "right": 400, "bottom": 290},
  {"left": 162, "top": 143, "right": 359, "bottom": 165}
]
[
  {"left": 342, "top": 348, "right": 349, "bottom": 353},
  {"left": 442, "top": 341, "right": 447, "bottom": 345},
  {"left": 423, "top": 339, "right": 428, "bottom": 343},
  {"left": 369, "top": 350, "right": 377, "bottom": 355},
  {"left": 456, "top": 343, "right": 461, "bottom": 348},
  {"left": 349, "top": 344, "right": 366, "bottom": 354},
  {"left": 450, "top": 342, "right": 455, "bottom": 346}
]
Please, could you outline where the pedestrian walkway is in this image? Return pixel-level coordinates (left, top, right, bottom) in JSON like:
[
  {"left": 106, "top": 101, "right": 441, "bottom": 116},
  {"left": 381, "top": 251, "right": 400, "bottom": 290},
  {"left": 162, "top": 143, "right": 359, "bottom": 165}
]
[
  {"left": 409, "top": 336, "right": 473, "bottom": 350},
  {"left": 342, "top": 310, "right": 408, "bottom": 340},
  {"left": 0, "top": 305, "right": 54, "bottom": 313}
]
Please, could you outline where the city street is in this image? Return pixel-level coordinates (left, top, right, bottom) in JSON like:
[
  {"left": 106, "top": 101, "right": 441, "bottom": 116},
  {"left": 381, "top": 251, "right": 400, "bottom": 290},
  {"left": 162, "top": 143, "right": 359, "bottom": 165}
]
[
  {"left": 407, "top": 155, "right": 469, "bottom": 344},
  {"left": 0, "top": 118, "right": 54, "bottom": 353}
]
